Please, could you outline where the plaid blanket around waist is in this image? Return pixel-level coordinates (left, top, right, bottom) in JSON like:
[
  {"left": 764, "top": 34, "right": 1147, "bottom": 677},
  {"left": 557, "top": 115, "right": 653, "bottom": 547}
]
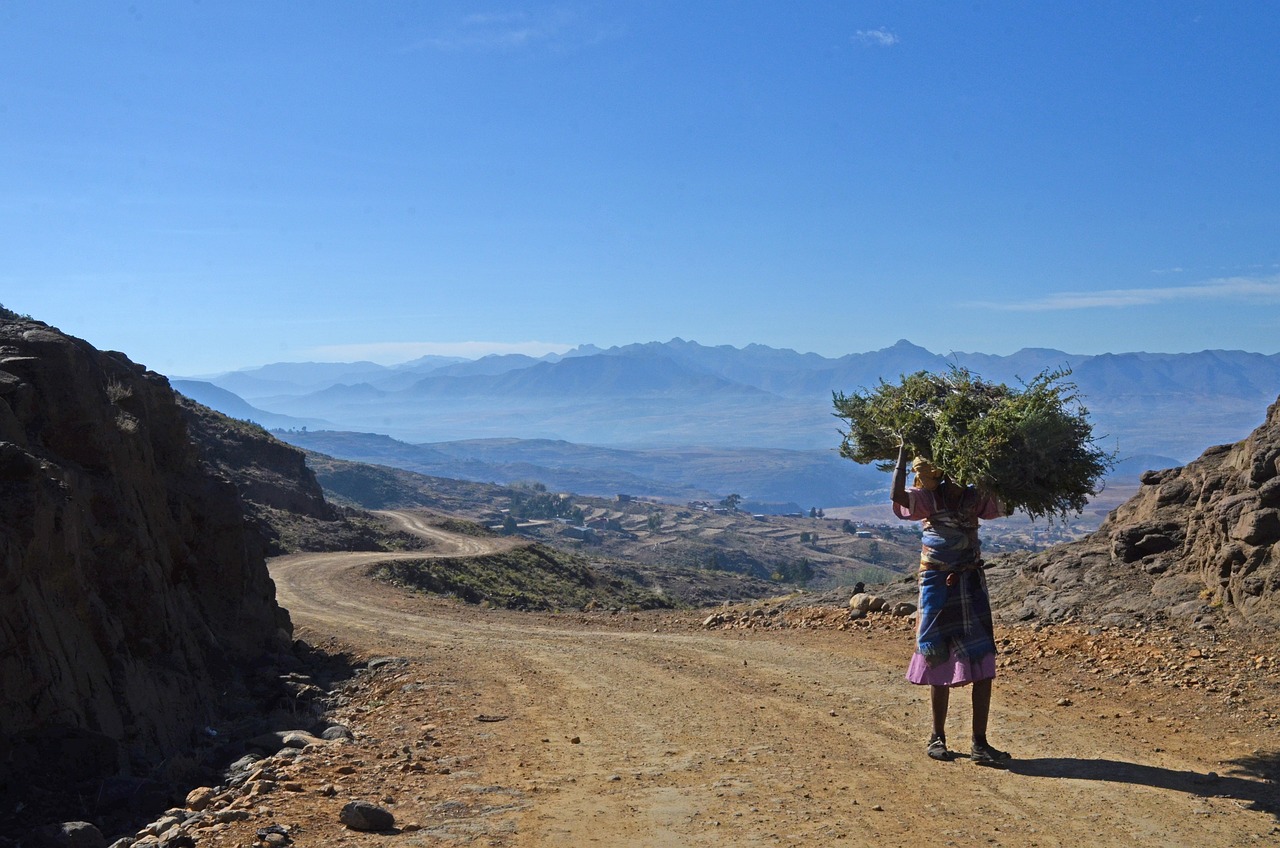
[{"left": 915, "top": 559, "right": 997, "bottom": 665}]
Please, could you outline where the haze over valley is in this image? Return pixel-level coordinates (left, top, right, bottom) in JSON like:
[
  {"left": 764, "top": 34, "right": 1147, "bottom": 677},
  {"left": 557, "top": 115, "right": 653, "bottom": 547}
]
[{"left": 175, "top": 338, "right": 1280, "bottom": 513}]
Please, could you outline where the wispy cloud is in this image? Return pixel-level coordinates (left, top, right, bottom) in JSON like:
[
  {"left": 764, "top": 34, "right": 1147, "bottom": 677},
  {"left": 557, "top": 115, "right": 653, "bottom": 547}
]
[
  {"left": 415, "top": 8, "right": 591, "bottom": 52},
  {"left": 305, "top": 340, "right": 575, "bottom": 363},
  {"left": 976, "top": 275, "right": 1280, "bottom": 312},
  {"left": 853, "top": 27, "right": 900, "bottom": 47}
]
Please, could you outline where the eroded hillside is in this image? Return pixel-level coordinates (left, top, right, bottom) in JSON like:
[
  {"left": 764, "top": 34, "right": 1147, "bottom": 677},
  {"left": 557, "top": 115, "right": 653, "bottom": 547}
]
[{"left": 994, "top": 394, "right": 1280, "bottom": 634}]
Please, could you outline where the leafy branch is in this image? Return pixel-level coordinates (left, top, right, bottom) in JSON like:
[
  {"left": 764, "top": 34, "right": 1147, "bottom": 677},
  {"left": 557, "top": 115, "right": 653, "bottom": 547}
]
[{"left": 833, "top": 366, "right": 1114, "bottom": 522}]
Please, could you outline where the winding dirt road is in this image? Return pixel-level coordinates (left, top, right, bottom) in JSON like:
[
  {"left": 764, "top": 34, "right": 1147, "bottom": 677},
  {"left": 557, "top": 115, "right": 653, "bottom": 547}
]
[{"left": 265, "top": 511, "right": 1278, "bottom": 847}]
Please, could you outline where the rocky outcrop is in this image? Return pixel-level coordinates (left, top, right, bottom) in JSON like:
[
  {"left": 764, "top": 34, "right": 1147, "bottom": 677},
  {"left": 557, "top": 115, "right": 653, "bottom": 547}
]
[
  {"left": 993, "top": 394, "right": 1280, "bottom": 632},
  {"left": 174, "top": 397, "right": 392, "bottom": 556},
  {"left": 0, "top": 316, "right": 291, "bottom": 823},
  {"left": 176, "top": 397, "right": 336, "bottom": 523}
]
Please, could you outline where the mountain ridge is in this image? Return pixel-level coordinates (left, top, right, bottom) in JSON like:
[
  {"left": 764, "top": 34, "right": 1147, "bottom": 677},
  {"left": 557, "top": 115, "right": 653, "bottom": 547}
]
[{"left": 179, "top": 339, "right": 1280, "bottom": 471}]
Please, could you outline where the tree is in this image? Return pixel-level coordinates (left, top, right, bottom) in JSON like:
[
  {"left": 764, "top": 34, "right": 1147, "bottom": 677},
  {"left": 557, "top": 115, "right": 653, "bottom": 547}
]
[
  {"left": 773, "top": 558, "right": 814, "bottom": 584},
  {"left": 647, "top": 512, "right": 663, "bottom": 531},
  {"left": 720, "top": 493, "right": 742, "bottom": 511}
]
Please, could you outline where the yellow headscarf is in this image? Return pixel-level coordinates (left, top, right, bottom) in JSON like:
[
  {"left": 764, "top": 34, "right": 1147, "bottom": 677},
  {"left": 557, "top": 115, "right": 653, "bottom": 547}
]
[{"left": 911, "top": 456, "right": 943, "bottom": 490}]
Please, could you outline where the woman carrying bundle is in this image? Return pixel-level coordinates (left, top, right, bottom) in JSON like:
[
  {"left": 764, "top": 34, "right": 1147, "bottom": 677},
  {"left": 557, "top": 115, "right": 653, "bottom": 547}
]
[{"left": 891, "top": 442, "right": 1012, "bottom": 766}]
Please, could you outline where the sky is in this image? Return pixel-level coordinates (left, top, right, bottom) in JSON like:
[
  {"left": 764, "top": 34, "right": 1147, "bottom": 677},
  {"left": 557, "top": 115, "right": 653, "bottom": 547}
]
[{"left": 3, "top": 1, "right": 1279, "bottom": 376}]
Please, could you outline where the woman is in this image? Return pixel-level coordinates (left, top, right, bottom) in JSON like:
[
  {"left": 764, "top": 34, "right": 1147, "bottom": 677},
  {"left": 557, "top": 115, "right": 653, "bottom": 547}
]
[{"left": 891, "top": 443, "right": 1011, "bottom": 765}]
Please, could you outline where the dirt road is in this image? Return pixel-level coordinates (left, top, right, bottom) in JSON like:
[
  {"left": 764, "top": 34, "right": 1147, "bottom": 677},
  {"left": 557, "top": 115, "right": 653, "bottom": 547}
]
[{"left": 263, "top": 511, "right": 1278, "bottom": 847}]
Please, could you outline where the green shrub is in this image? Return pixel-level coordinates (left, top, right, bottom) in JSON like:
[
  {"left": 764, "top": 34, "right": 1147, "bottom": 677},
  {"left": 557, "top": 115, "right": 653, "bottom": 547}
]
[{"left": 832, "top": 366, "right": 1113, "bottom": 521}]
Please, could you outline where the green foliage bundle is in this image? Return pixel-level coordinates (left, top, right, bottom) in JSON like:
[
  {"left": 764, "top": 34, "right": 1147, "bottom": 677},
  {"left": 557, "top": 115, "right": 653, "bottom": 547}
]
[{"left": 832, "top": 366, "right": 1113, "bottom": 521}]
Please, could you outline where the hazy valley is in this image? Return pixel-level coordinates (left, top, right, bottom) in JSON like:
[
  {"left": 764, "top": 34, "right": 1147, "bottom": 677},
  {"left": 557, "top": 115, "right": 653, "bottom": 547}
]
[{"left": 176, "top": 338, "right": 1280, "bottom": 514}]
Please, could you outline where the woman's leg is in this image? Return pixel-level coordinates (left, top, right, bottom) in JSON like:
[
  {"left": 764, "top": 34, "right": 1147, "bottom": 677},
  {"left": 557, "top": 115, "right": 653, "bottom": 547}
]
[
  {"left": 970, "top": 678, "right": 1010, "bottom": 761},
  {"left": 971, "top": 678, "right": 991, "bottom": 738},
  {"left": 930, "top": 684, "right": 950, "bottom": 737}
]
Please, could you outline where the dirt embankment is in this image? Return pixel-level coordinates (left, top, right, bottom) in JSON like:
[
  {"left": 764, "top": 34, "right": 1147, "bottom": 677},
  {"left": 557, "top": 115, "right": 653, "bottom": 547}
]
[{"left": 171, "top": 511, "right": 1275, "bottom": 848}]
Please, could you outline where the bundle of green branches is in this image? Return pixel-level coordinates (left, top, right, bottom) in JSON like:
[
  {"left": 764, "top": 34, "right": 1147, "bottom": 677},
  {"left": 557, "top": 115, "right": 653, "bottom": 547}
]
[{"left": 832, "top": 366, "right": 1113, "bottom": 521}]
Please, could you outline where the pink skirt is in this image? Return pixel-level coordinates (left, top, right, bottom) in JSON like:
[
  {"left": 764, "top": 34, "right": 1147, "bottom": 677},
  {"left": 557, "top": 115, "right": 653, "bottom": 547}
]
[{"left": 906, "top": 651, "right": 996, "bottom": 687}]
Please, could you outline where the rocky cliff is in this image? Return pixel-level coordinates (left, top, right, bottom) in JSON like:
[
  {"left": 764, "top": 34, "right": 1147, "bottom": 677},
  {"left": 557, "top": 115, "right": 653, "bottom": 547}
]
[
  {"left": 993, "top": 394, "right": 1280, "bottom": 634},
  {"left": 0, "top": 314, "right": 291, "bottom": 821},
  {"left": 175, "top": 397, "right": 416, "bottom": 555}
]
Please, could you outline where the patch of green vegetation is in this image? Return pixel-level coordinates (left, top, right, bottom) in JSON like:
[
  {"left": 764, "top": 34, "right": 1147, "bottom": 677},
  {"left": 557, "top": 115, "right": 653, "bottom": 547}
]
[
  {"left": 771, "top": 558, "right": 815, "bottom": 584},
  {"left": 806, "top": 563, "right": 899, "bottom": 592},
  {"left": 371, "top": 543, "right": 674, "bottom": 611},
  {"left": 432, "top": 516, "right": 492, "bottom": 537}
]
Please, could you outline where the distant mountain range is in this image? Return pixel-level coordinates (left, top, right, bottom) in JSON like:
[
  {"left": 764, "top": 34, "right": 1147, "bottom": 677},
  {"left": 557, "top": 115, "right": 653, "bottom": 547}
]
[{"left": 173, "top": 338, "right": 1280, "bottom": 508}]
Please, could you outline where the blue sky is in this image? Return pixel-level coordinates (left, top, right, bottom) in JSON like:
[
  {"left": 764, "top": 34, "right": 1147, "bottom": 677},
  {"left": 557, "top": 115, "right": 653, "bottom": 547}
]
[{"left": 3, "top": 1, "right": 1278, "bottom": 376}]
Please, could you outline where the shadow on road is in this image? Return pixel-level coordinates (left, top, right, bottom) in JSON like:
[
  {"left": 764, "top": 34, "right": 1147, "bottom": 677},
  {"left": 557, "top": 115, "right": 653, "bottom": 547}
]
[{"left": 1006, "top": 751, "right": 1280, "bottom": 819}]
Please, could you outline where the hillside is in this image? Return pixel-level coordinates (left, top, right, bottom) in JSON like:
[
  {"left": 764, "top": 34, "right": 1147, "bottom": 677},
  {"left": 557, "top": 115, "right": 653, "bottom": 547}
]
[
  {"left": 300, "top": 451, "right": 889, "bottom": 604},
  {"left": 991, "top": 393, "right": 1280, "bottom": 633},
  {"left": 0, "top": 314, "right": 291, "bottom": 833},
  {"left": 171, "top": 378, "right": 323, "bottom": 431},
  {"left": 275, "top": 429, "right": 890, "bottom": 509},
  {"left": 174, "top": 397, "right": 413, "bottom": 555}
]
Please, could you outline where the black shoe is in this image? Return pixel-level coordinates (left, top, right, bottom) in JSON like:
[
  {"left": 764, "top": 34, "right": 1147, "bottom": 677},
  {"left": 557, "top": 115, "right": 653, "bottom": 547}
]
[
  {"left": 926, "top": 733, "right": 951, "bottom": 761},
  {"left": 970, "top": 739, "right": 1011, "bottom": 766}
]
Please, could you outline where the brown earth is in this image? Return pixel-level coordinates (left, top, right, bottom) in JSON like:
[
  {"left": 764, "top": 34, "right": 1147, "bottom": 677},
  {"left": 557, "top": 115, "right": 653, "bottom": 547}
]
[{"left": 166, "top": 509, "right": 1279, "bottom": 848}]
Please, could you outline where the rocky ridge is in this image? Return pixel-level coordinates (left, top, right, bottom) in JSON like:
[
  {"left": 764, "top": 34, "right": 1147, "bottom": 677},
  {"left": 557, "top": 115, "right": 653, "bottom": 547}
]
[
  {"left": 175, "top": 398, "right": 414, "bottom": 556},
  {"left": 991, "top": 393, "right": 1280, "bottom": 633}
]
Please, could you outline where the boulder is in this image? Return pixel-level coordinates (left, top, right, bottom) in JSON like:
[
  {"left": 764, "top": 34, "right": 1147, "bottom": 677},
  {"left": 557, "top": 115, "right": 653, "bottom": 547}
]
[
  {"left": 25, "top": 822, "right": 106, "bottom": 848},
  {"left": 321, "top": 724, "right": 355, "bottom": 741},
  {"left": 339, "top": 800, "right": 396, "bottom": 832},
  {"left": 849, "top": 593, "right": 884, "bottom": 612}
]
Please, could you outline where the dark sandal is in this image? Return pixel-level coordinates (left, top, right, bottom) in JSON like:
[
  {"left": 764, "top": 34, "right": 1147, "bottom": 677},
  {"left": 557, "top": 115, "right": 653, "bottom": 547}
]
[
  {"left": 926, "top": 733, "right": 951, "bottom": 761},
  {"left": 970, "top": 739, "right": 1011, "bottom": 765}
]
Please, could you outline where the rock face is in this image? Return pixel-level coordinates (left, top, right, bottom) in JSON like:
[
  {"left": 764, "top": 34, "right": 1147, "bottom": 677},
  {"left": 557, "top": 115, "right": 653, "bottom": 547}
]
[
  {"left": 994, "top": 394, "right": 1280, "bottom": 631},
  {"left": 175, "top": 396, "right": 351, "bottom": 555},
  {"left": 177, "top": 397, "right": 336, "bottom": 523},
  {"left": 0, "top": 316, "right": 291, "bottom": 804}
]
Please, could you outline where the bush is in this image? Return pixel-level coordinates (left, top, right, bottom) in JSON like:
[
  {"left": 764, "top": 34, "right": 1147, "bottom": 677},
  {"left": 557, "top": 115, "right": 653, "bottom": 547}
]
[{"left": 832, "top": 366, "right": 1113, "bottom": 521}]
